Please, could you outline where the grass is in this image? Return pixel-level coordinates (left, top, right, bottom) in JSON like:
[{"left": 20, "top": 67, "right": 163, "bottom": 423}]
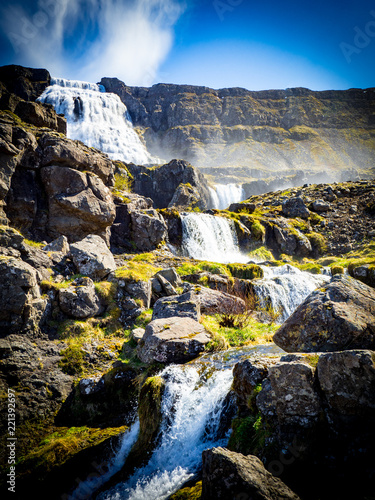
[
  {"left": 176, "top": 260, "right": 231, "bottom": 277},
  {"left": 201, "top": 314, "right": 278, "bottom": 350},
  {"left": 115, "top": 261, "right": 162, "bottom": 282}
]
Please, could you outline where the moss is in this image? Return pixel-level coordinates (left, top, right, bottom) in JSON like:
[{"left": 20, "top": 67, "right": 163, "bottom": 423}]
[
  {"left": 227, "top": 263, "right": 264, "bottom": 280},
  {"left": 59, "top": 345, "right": 84, "bottom": 375},
  {"left": 330, "top": 265, "right": 344, "bottom": 275},
  {"left": 23, "top": 238, "right": 45, "bottom": 248},
  {"left": 176, "top": 261, "right": 231, "bottom": 277},
  {"left": 16, "top": 425, "right": 127, "bottom": 480},
  {"left": 247, "top": 246, "right": 275, "bottom": 261},
  {"left": 307, "top": 232, "right": 327, "bottom": 254},
  {"left": 169, "top": 481, "right": 202, "bottom": 499},
  {"left": 115, "top": 261, "right": 161, "bottom": 282},
  {"left": 297, "top": 262, "right": 323, "bottom": 274}
]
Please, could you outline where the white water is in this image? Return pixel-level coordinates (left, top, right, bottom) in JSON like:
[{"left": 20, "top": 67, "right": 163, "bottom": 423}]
[
  {"left": 99, "top": 345, "right": 282, "bottom": 500},
  {"left": 181, "top": 212, "right": 249, "bottom": 263},
  {"left": 253, "top": 264, "right": 331, "bottom": 322},
  {"left": 209, "top": 183, "right": 245, "bottom": 209},
  {"left": 37, "top": 78, "right": 155, "bottom": 165},
  {"left": 70, "top": 421, "right": 140, "bottom": 500}
]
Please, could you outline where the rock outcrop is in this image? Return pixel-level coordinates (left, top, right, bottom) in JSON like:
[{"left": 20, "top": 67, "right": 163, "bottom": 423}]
[
  {"left": 100, "top": 77, "right": 375, "bottom": 181},
  {"left": 273, "top": 274, "right": 375, "bottom": 352},
  {"left": 201, "top": 447, "right": 300, "bottom": 500},
  {"left": 137, "top": 316, "right": 211, "bottom": 364}
]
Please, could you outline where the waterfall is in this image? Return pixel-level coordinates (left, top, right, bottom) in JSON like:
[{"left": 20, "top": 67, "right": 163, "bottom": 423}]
[
  {"left": 37, "top": 78, "right": 155, "bottom": 165},
  {"left": 209, "top": 184, "right": 245, "bottom": 209},
  {"left": 99, "top": 344, "right": 282, "bottom": 500},
  {"left": 253, "top": 264, "right": 331, "bottom": 322},
  {"left": 181, "top": 213, "right": 249, "bottom": 264}
]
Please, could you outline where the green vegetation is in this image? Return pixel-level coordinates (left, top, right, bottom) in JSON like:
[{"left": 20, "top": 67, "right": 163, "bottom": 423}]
[
  {"left": 169, "top": 481, "right": 202, "bottom": 500},
  {"left": 115, "top": 260, "right": 162, "bottom": 282},
  {"left": 176, "top": 260, "right": 231, "bottom": 277},
  {"left": 247, "top": 246, "right": 275, "bottom": 261},
  {"left": 307, "top": 232, "right": 327, "bottom": 254},
  {"left": 202, "top": 314, "right": 277, "bottom": 349},
  {"left": 227, "top": 263, "right": 263, "bottom": 280},
  {"left": 16, "top": 425, "right": 127, "bottom": 479}
]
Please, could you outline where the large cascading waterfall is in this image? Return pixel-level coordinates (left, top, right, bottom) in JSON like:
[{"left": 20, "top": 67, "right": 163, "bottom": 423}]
[
  {"left": 209, "top": 183, "right": 245, "bottom": 209},
  {"left": 253, "top": 264, "right": 331, "bottom": 322},
  {"left": 37, "top": 78, "right": 155, "bottom": 165},
  {"left": 180, "top": 212, "right": 249, "bottom": 264},
  {"left": 98, "top": 344, "right": 282, "bottom": 500}
]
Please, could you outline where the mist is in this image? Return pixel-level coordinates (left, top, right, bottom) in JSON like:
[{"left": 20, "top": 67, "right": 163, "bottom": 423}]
[{"left": 0, "top": 0, "right": 185, "bottom": 85}]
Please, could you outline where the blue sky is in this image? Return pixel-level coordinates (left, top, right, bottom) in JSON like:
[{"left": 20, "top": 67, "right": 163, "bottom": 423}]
[{"left": 0, "top": 0, "right": 374, "bottom": 90}]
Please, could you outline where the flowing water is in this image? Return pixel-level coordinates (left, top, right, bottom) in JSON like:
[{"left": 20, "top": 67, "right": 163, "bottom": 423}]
[
  {"left": 37, "top": 78, "right": 155, "bottom": 165},
  {"left": 98, "top": 344, "right": 283, "bottom": 500},
  {"left": 253, "top": 264, "right": 330, "bottom": 323},
  {"left": 180, "top": 212, "right": 249, "bottom": 263},
  {"left": 209, "top": 184, "right": 245, "bottom": 210}
]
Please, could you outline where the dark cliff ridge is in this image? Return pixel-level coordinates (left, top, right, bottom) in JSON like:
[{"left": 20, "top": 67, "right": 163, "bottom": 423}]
[{"left": 100, "top": 77, "right": 375, "bottom": 180}]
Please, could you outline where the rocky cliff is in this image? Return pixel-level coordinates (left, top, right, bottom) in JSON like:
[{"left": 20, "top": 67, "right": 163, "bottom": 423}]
[{"left": 100, "top": 78, "right": 375, "bottom": 185}]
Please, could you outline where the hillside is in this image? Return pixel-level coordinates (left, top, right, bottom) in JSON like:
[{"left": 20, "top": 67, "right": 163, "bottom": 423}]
[{"left": 101, "top": 78, "right": 375, "bottom": 185}]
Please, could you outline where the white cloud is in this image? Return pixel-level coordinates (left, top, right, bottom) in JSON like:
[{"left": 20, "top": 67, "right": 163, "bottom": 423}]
[{"left": 0, "top": 0, "right": 186, "bottom": 85}]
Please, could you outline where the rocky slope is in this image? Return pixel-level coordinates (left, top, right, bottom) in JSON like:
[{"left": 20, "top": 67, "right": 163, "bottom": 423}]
[
  {"left": 0, "top": 64, "right": 375, "bottom": 500},
  {"left": 101, "top": 77, "right": 375, "bottom": 185}
]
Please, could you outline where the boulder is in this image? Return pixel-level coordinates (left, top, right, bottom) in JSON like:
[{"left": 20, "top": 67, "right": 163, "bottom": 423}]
[
  {"left": 201, "top": 447, "right": 300, "bottom": 500},
  {"left": 41, "top": 166, "right": 116, "bottom": 242},
  {"left": 130, "top": 209, "right": 168, "bottom": 251},
  {"left": 282, "top": 197, "right": 310, "bottom": 219},
  {"left": 311, "top": 199, "right": 331, "bottom": 212},
  {"left": 114, "top": 278, "right": 152, "bottom": 324},
  {"left": 194, "top": 285, "right": 246, "bottom": 315},
  {"left": 0, "top": 256, "right": 46, "bottom": 335},
  {"left": 152, "top": 291, "right": 200, "bottom": 321},
  {"left": 155, "top": 267, "right": 182, "bottom": 288},
  {"left": 58, "top": 277, "right": 103, "bottom": 319},
  {"left": 348, "top": 263, "right": 375, "bottom": 288},
  {"left": 256, "top": 360, "right": 322, "bottom": 427},
  {"left": 273, "top": 275, "right": 375, "bottom": 352},
  {"left": 137, "top": 316, "right": 211, "bottom": 364},
  {"left": 69, "top": 235, "right": 116, "bottom": 279},
  {"left": 43, "top": 235, "right": 69, "bottom": 254},
  {"left": 317, "top": 350, "right": 375, "bottom": 419}
]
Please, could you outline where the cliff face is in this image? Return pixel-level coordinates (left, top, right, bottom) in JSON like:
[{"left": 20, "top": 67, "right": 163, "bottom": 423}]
[{"left": 100, "top": 77, "right": 375, "bottom": 183}]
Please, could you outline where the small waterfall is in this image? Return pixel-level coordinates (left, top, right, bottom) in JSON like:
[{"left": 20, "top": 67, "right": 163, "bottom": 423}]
[
  {"left": 253, "top": 264, "right": 331, "bottom": 322},
  {"left": 181, "top": 213, "right": 249, "bottom": 264},
  {"left": 99, "top": 344, "right": 282, "bottom": 500},
  {"left": 209, "top": 183, "right": 245, "bottom": 209},
  {"left": 37, "top": 78, "right": 155, "bottom": 165}
]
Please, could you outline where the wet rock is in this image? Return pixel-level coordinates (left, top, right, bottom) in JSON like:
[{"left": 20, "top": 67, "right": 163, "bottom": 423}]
[
  {"left": 137, "top": 316, "right": 211, "bottom": 364},
  {"left": 273, "top": 275, "right": 375, "bottom": 352},
  {"left": 201, "top": 447, "right": 300, "bottom": 500},
  {"left": 152, "top": 290, "right": 200, "bottom": 321},
  {"left": 69, "top": 234, "right": 116, "bottom": 279},
  {"left": 58, "top": 277, "right": 103, "bottom": 319}
]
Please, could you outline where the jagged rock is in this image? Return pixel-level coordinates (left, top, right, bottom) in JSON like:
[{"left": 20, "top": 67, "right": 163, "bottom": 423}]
[
  {"left": 228, "top": 202, "right": 256, "bottom": 213},
  {"left": 127, "top": 159, "right": 211, "bottom": 210},
  {"left": 58, "top": 277, "right": 103, "bottom": 319},
  {"left": 130, "top": 209, "right": 167, "bottom": 251},
  {"left": 43, "top": 235, "right": 69, "bottom": 254},
  {"left": 273, "top": 275, "right": 375, "bottom": 352},
  {"left": 55, "top": 362, "right": 137, "bottom": 427},
  {"left": 201, "top": 447, "right": 300, "bottom": 500},
  {"left": 317, "top": 350, "right": 375, "bottom": 421},
  {"left": 69, "top": 234, "right": 116, "bottom": 279},
  {"left": 272, "top": 218, "right": 312, "bottom": 256},
  {"left": 156, "top": 267, "right": 182, "bottom": 288},
  {"left": 155, "top": 274, "right": 177, "bottom": 296},
  {"left": 0, "top": 225, "right": 24, "bottom": 249},
  {"left": 282, "top": 197, "right": 310, "bottom": 219},
  {"left": 41, "top": 166, "right": 116, "bottom": 242},
  {"left": 168, "top": 182, "right": 202, "bottom": 209},
  {"left": 0, "top": 65, "right": 50, "bottom": 102},
  {"left": 232, "top": 358, "right": 278, "bottom": 410},
  {"left": 114, "top": 278, "right": 152, "bottom": 324},
  {"left": 0, "top": 256, "right": 46, "bottom": 335},
  {"left": 257, "top": 360, "right": 322, "bottom": 427},
  {"left": 38, "top": 132, "right": 113, "bottom": 185},
  {"left": 152, "top": 290, "right": 200, "bottom": 321},
  {"left": 20, "top": 242, "right": 53, "bottom": 282},
  {"left": 137, "top": 316, "right": 211, "bottom": 364}
]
